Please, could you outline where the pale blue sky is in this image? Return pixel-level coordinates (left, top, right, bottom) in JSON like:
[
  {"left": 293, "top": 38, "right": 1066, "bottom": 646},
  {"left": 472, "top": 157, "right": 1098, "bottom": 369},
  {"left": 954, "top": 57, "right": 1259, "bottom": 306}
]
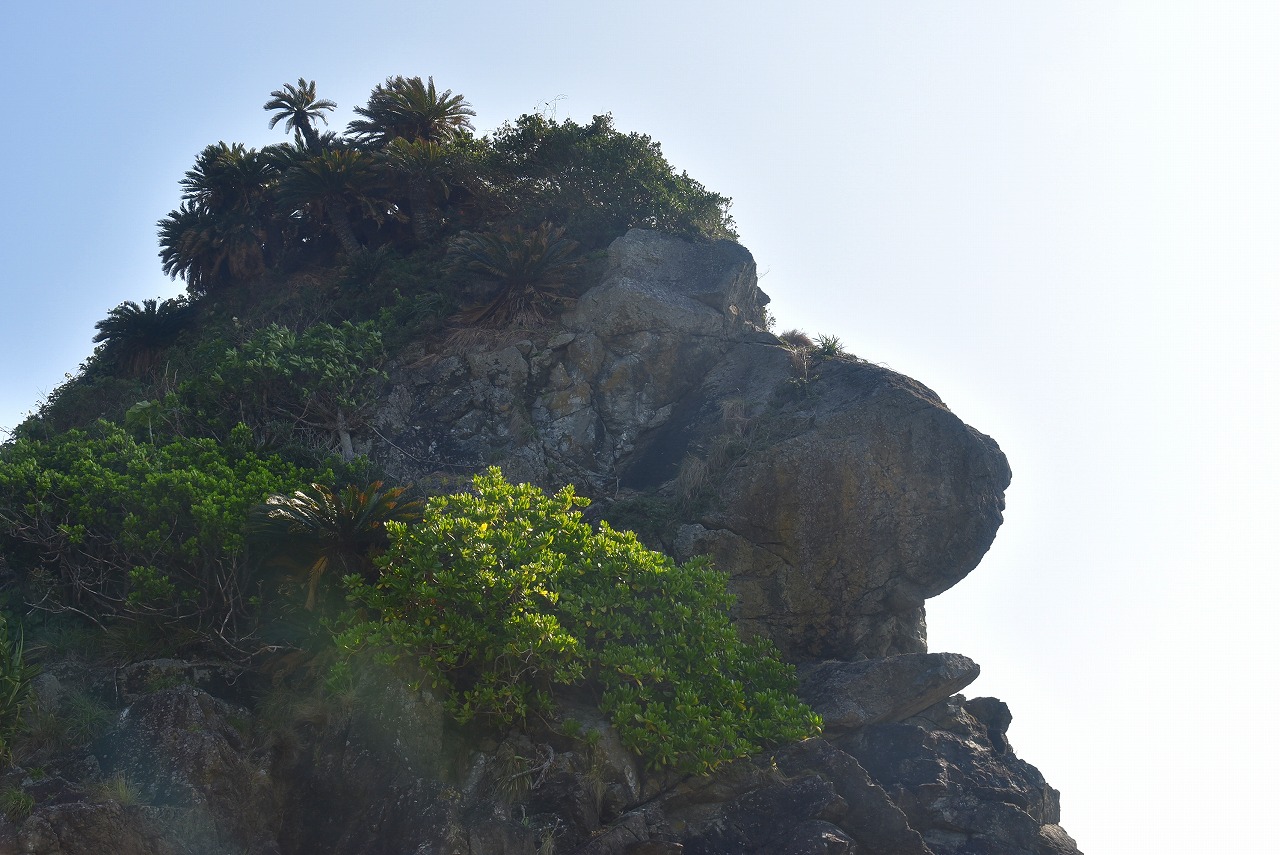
[{"left": 2, "top": 3, "right": 1276, "bottom": 850}]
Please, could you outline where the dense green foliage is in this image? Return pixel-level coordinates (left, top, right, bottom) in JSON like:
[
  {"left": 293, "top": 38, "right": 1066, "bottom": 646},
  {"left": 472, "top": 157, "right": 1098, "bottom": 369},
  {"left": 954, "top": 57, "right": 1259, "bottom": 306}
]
[
  {"left": 337, "top": 469, "right": 820, "bottom": 774},
  {"left": 157, "top": 75, "right": 735, "bottom": 301},
  {"left": 187, "top": 320, "right": 386, "bottom": 458},
  {"left": 483, "top": 113, "right": 736, "bottom": 248},
  {"left": 0, "top": 422, "right": 323, "bottom": 644}
]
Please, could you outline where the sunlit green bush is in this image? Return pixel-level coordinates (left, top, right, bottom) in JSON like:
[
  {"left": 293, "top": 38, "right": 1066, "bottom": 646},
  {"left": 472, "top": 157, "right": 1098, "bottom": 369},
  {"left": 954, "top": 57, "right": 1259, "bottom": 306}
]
[{"left": 337, "top": 467, "right": 820, "bottom": 774}]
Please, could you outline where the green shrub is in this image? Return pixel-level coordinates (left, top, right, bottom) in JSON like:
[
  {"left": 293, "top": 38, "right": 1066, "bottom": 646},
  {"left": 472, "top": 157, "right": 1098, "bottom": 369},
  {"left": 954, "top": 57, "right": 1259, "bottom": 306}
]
[
  {"left": 0, "top": 422, "right": 324, "bottom": 643},
  {"left": 337, "top": 468, "right": 820, "bottom": 774},
  {"left": 188, "top": 321, "right": 386, "bottom": 460},
  {"left": 483, "top": 113, "right": 737, "bottom": 249}
]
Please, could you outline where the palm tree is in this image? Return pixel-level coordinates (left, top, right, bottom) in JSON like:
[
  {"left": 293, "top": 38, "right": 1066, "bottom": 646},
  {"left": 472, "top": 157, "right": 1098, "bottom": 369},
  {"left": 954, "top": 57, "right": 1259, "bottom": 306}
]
[
  {"left": 277, "top": 149, "right": 389, "bottom": 255},
  {"left": 248, "top": 481, "right": 423, "bottom": 609},
  {"left": 264, "top": 78, "right": 337, "bottom": 153},
  {"left": 181, "top": 142, "right": 277, "bottom": 212},
  {"left": 378, "top": 138, "right": 466, "bottom": 243},
  {"left": 159, "top": 143, "right": 282, "bottom": 292},
  {"left": 158, "top": 201, "right": 267, "bottom": 294},
  {"left": 93, "top": 298, "right": 195, "bottom": 376},
  {"left": 348, "top": 76, "right": 475, "bottom": 148},
  {"left": 447, "top": 222, "right": 582, "bottom": 327}
]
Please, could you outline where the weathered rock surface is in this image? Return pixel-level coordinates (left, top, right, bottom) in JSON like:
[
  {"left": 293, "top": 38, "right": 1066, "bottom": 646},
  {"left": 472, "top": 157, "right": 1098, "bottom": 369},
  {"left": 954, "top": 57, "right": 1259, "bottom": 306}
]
[
  {"left": 99, "top": 686, "right": 279, "bottom": 854},
  {"left": 375, "top": 229, "right": 1011, "bottom": 662},
  {"left": 839, "top": 695, "right": 1079, "bottom": 855},
  {"left": 800, "top": 653, "right": 981, "bottom": 732},
  {"left": 669, "top": 347, "right": 1010, "bottom": 660}
]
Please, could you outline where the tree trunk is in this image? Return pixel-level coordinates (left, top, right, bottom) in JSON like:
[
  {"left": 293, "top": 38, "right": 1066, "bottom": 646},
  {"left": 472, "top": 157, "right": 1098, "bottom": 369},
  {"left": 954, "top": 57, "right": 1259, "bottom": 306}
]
[
  {"left": 336, "top": 409, "right": 355, "bottom": 461},
  {"left": 328, "top": 209, "right": 363, "bottom": 256}
]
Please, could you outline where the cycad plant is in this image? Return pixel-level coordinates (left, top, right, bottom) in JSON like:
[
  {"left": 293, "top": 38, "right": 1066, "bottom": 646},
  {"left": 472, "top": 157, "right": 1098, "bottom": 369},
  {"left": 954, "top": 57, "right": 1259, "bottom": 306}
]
[
  {"left": 379, "top": 138, "right": 467, "bottom": 244},
  {"left": 92, "top": 298, "right": 195, "bottom": 377},
  {"left": 448, "top": 222, "right": 581, "bottom": 327},
  {"left": 348, "top": 75, "right": 475, "bottom": 147},
  {"left": 277, "top": 149, "right": 389, "bottom": 256},
  {"left": 264, "top": 78, "right": 337, "bottom": 153},
  {"left": 249, "top": 481, "right": 423, "bottom": 610}
]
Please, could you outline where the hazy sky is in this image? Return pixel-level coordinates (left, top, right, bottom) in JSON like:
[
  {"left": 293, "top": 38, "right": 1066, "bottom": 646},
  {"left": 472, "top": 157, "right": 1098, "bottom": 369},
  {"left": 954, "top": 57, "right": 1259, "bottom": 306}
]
[{"left": 2, "top": 3, "right": 1276, "bottom": 851}]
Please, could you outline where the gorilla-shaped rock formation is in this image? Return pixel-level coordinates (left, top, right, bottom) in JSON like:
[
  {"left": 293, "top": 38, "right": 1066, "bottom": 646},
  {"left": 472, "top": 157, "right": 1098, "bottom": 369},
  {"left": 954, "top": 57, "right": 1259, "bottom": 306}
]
[{"left": 0, "top": 230, "right": 1075, "bottom": 854}]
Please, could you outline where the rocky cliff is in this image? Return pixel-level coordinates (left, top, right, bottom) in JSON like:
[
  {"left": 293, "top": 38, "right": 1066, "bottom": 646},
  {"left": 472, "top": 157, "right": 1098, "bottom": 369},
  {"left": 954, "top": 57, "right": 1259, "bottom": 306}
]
[{"left": 0, "top": 231, "right": 1078, "bottom": 854}]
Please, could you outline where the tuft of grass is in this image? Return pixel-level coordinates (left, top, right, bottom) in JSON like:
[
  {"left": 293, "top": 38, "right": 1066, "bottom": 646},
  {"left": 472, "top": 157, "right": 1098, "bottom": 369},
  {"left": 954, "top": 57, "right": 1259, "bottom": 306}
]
[
  {"left": 0, "top": 786, "right": 34, "bottom": 821},
  {"left": 60, "top": 693, "right": 114, "bottom": 744},
  {"left": 90, "top": 772, "right": 141, "bottom": 806},
  {"left": 778, "top": 329, "right": 813, "bottom": 348},
  {"left": 815, "top": 334, "right": 844, "bottom": 358},
  {"left": 673, "top": 455, "right": 709, "bottom": 508}
]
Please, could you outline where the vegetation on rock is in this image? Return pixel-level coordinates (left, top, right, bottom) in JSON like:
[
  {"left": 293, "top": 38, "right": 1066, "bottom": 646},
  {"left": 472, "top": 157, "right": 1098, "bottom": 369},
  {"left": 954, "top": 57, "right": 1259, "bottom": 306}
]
[
  {"left": 336, "top": 468, "right": 821, "bottom": 774},
  {"left": 0, "top": 422, "right": 324, "bottom": 646},
  {"left": 248, "top": 480, "right": 423, "bottom": 609},
  {"left": 0, "top": 73, "right": 800, "bottom": 781}
]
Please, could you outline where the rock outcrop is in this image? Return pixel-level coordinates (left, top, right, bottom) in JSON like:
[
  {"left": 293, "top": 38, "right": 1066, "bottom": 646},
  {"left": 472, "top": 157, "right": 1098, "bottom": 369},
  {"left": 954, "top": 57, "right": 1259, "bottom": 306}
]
[
  {"left": 0, "top": 230, "right": 1076, "bottom": 853},
  {"left": 375, "top": 229, "right": 1012, "bottom": 663}
]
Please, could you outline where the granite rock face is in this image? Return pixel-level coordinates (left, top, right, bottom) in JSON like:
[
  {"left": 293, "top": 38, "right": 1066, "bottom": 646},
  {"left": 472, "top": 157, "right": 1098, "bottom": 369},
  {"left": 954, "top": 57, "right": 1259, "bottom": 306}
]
[
  {"left": 375, "top": 229, "right": 1011, "bottom": 662},
  {"left": 669, "top": 347, "right": 1010, "bottom": 659},
  {"left": 799, "top": 653, "right": 982, "bottom": 732},
  {"left": 839, "top": 695, "right": 1079, "bottom": 855}
]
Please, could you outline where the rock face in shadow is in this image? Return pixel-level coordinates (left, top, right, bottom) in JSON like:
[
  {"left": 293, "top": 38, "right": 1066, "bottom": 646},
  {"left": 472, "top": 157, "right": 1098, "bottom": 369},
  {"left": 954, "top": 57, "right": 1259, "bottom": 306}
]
[
  {"left": 669, "top": 347, "right": 1010, "bottom": 660},
  {"left": 839, "top": 695, "right": 1079, "bottom": 855},
  {"left": 799, "top": 653, "right": 982, "bottom": 731}
]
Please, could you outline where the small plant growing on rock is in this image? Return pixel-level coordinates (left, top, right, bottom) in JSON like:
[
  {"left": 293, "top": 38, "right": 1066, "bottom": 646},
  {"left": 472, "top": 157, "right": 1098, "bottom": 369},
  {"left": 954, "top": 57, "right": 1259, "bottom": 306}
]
[
  {"left": 89, "top": 772, "right": 141, "bottom": 806},
  {"left": 0, "top": 618, "right": 38, "bottom": 762},
  {"left": 59, "top": 692, "right": 114, "bottom": 744},
  {"left": 815, "top": 334, "right": 844, "bottom": 358},
  {"left": 0, "top": 786, "right": 33, "bottom": 821}
]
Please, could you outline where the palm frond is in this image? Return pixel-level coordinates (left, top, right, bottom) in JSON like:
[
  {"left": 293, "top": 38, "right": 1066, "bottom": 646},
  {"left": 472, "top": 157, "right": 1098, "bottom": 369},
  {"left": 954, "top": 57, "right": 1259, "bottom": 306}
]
[
  {"left": 448, "top": 223, "right": 582, "bottom": 327},
  {"left": 248, "top": 481, "right": 424, "bottom": 609}
]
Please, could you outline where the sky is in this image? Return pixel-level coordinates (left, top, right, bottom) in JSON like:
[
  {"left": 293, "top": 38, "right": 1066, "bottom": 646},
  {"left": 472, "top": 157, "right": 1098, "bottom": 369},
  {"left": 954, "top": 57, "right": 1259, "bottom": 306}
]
[{"left": 2, "top": 2, "right": 1276, "bottom": 851}]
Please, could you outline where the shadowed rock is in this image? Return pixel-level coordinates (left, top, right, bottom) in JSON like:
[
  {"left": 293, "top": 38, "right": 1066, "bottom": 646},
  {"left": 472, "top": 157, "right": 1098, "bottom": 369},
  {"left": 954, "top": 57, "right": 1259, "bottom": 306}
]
[{"left": 799, "top": 653, "right": 981, "bottom": 731}]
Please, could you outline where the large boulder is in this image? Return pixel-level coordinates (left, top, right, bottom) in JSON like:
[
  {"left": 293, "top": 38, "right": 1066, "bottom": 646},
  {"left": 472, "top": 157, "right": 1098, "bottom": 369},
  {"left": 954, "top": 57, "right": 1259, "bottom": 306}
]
[{"left": 666, "top": 344, "right": 1011, "bottom": 660}]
